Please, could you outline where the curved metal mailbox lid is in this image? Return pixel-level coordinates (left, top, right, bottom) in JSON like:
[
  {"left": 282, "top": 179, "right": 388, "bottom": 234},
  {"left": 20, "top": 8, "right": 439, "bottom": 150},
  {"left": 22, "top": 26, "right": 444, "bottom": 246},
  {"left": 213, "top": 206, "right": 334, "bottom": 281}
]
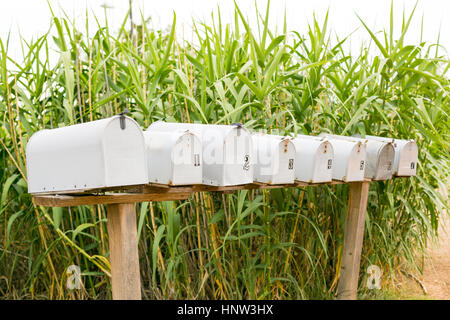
[
  {"left": 26, "top": 116, "right": 148, "bottom": 194},
  {"left": 289, "top": 134, "right": 334, "bottom": 183},
  {"left": 322, "top": 134, "right": 395, "bottom": 180},
  {"left": 147, "top": 121, "right": 253, "bottom": 186},
  {"left": 252, "top": 133, "right": 296, "bottom": 185},
  {"left": 365, "top": 136, "right": 418, "bottom": 176},
  {"left": 143, "top": 129, "right": 202, "bottom": 185},
  {"left": 319, "top": 134, "right": 367, "bottom": 182}
]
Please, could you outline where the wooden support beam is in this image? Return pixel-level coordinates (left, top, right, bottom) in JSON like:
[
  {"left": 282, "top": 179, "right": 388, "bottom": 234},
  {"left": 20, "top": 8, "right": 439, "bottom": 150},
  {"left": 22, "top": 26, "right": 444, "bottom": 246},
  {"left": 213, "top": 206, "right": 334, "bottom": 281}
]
[
  {"left": 32, "top": 178, "right": 350, "bottom": 204},
  {"left": 32, "top": 192, "right": 191, "bottom": 207},
  {"left": 107, "top": 203, "right": 142, "bottom": 300},
  {"left": 336, "top": 181, "right": 370, "bottom": 300}
]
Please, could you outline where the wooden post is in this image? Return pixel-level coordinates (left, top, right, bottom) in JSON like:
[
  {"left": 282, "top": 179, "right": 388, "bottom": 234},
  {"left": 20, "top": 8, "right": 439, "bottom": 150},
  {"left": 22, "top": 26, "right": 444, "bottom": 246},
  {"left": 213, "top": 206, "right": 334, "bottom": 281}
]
[
  {"left": 337, "top": 181, "right": 370, "bottom": 300},
  {"left": 107, "top": 203, "right": 142, "bottom": 300}
]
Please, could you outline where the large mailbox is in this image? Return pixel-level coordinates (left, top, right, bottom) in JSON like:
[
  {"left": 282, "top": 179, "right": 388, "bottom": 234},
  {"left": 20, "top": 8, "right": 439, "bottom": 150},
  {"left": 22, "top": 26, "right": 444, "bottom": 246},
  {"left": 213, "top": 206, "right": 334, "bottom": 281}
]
[
  {"left": 252, "top": 133, "right": 296, "bottom": 184},
  {"left": 143, "top": 129, "right": 202, "bottom": 185},
  {"left": 147, "top": 121, "right": 253, "bottom": 186},
  {"left": 26, "top": 115, "right": 148, "bottom": 194},
  {"left": 290, "top": 134, "right": 334, "bottom": 183},
  {"left": 319, "top": 134, "right": 367, "bottom": 182},
  {"left": 366, "top": 136, "right": 418, "bottom": 176}
]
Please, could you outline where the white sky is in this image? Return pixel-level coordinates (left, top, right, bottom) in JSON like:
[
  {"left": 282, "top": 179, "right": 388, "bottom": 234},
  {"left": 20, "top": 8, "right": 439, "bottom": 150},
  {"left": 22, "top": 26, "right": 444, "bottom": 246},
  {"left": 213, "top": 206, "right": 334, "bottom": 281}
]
[{"left": 0, "top": 0, "right": 449, "bottom": 62}]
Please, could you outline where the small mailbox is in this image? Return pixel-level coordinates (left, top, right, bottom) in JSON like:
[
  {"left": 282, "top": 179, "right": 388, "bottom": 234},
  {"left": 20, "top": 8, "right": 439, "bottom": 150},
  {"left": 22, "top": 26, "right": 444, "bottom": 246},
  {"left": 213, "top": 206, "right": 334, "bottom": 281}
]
[
  {"left": 26, "top": 115, "right": 148, "bottom": 194},
  {"left": 366, "top": 136, "right": 418, "bottom": 176},
  {"left": 252, "top": 133, "right": 296, "bottom": 184},
  {"left": 143, "top": 129, "right": 202, "bottom": 185},
  {"left": 322, "top": 134, "right": 395, "bottom": 180},
  {"left": 353, "top": 136, "right": 395, "bottom": 180},
  {"left": 319, "top": 134, "right": 367, "bottom": 182},
  {"left": 147, "top": 121, "right": 253, "bottom": 186},
  {"left": 290, "top": 134, "right": 334, "bottom": 183}
]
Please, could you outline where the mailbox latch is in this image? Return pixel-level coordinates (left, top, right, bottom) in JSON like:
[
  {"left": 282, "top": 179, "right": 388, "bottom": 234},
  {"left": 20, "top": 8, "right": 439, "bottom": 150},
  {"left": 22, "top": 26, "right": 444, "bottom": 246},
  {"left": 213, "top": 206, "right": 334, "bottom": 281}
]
[
  {"left": 119, "top": 109, "right": 130, "bottom": 130},
  {"left": 231, "top": 123, "right": 243, "bottom": 136}
]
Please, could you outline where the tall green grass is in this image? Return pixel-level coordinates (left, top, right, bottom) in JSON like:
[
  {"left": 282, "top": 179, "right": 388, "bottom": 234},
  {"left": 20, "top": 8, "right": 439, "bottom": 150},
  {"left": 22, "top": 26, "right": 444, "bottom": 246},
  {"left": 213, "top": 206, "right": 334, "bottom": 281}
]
[{"left": 0, "top": 1, "right": 448, "bottom": 299}]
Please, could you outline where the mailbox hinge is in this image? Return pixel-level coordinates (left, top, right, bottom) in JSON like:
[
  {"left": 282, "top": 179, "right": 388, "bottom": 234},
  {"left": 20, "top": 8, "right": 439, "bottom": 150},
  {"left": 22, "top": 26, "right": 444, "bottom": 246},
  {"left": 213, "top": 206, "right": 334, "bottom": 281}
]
[{"left": 119, "top": 109, "right": 130, "bottom": 130}]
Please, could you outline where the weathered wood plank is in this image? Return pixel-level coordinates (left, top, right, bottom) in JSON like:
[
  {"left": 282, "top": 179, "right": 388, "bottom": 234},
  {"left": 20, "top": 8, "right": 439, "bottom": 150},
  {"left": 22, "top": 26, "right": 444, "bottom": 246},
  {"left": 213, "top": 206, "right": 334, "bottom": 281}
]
[
  {"left": 336, "top": 181, "right": 371, "bottom": 300},
  {"left": 33, "top": 192, "right": 191, "bottom": 207},
  {"left": 32, "top": 179, "right": 364, "bottom": 207},
  {"left": 107, "top": 203, "right": 141, "bottom": 300}
]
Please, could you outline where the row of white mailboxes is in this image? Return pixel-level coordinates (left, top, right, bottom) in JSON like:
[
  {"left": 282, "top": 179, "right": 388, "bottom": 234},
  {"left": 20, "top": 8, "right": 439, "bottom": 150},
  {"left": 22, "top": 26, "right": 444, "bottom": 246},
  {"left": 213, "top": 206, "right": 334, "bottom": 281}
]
[{"left": 26, "top": 115, "right": 418, "bottom": 193}]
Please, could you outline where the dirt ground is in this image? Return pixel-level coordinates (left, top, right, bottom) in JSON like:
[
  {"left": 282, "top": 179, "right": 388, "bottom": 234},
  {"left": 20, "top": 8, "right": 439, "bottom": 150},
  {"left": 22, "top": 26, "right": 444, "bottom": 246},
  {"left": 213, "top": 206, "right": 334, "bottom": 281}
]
[
  {"left": 405, "top": 180, "right": 449, "bottom": 300},
  {"left": 390, "top": 215, "right": 449, "bottom": 300},
  {"left": 392, "top": 183, "right": 449, "bottom": 300},
  {"left": 420, "top": 215, "right": 450, "bottom": 299}
]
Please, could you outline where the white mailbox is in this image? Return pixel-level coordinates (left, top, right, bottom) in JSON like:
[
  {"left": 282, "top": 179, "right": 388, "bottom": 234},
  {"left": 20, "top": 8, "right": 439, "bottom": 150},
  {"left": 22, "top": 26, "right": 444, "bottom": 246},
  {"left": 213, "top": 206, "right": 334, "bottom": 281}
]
[
  {"left": 318, "top": 134, "right": 367, "bottom": 182},
  {"left": 289, "top": 134, "right": 334, "bottom": 183},
  {"left": 353, "top": 136, "right": 395, "bottom": 180},
  {"left": 366, "top": 136, "right": 418, "bottom": 176},
  {"left": 147, "top": 121, "right": 253, "bottom": 186},
  {"left": 26, "top": 115, "right": 148, "bottom": 194},
  {"left": 143, "top": 129, "right": 202, "bottom": 185},
  {"left": 252, "top": 133, "right": 295, "bottom": 184},
  {"left": 322, "top": 134, "right": 395, "bottom": 180}
]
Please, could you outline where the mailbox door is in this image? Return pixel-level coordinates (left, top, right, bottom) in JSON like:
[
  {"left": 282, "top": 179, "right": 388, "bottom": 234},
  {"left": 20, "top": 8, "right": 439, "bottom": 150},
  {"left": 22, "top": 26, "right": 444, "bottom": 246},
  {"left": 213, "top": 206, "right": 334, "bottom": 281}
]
[
  {"left": 145, "top": 131, "right": 174, "bottom": 184},
  {"left": 201, "top": 129, "right": 225, "bottom": 186},
  {"left": 329, "top": 140, "right": 366, "bottom": 182},
  {"left": 396, "top": 141, "right": 418, "bottom": 176},
  {"left": 345, "top": 143, "right": 366, "bottom": 181},
  {"left": 223, "top": 129, "right": 253, "bottom": 186},
  {"left": 171, "top": 133, "right": 202, "bottom": 185},
  {"left": 271, "top": 140, "right": 295, "bottom": 184},
  {"left": 290, "top": 135, "right": 334, "bottom": 183},
  {"left": 292, "top": 139, "right": 314, "bottom": 183},
  {"left": 103, "top": 117, "right": 148, "bottom": 187},
  {"left": 373, "top": 143, "right": 395, "bottom": 180},
  {"left": 362, "top": 141, "right": 394, "bottom": 180},
  {"left": 252, "top": 135, "right": 274, "bottom": 184},
  {"left": 362, "top": 144, "right": 377, "bottom": 179},
  {"left": 312, "top": 141, "right": 333, "bottom": 183}
]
